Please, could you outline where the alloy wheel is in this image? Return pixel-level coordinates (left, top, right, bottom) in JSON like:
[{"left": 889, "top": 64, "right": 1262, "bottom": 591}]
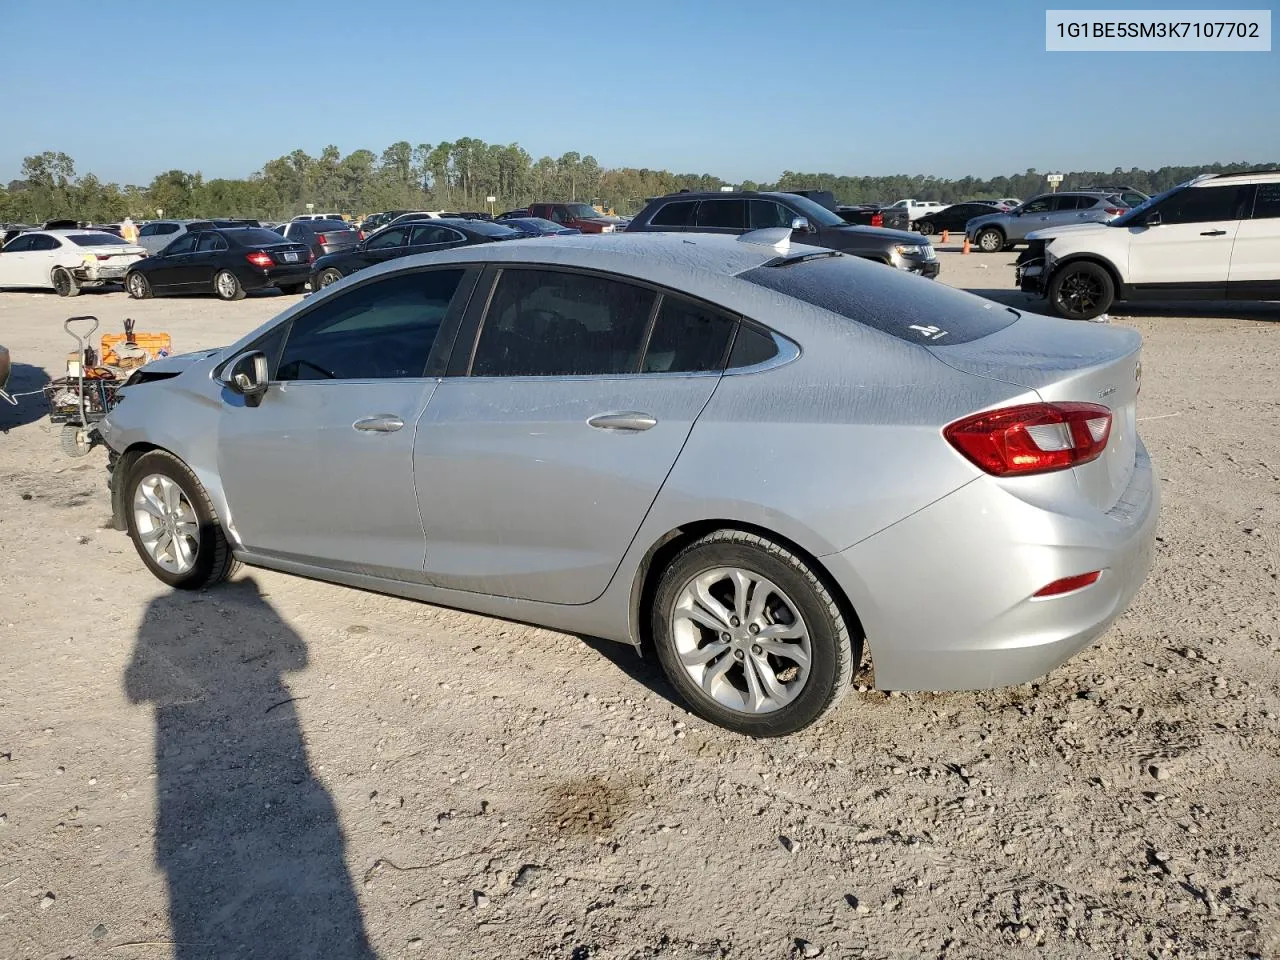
[
  {"left": 216, "top": 272, "right": 237, "bottom": 298},
  {"left": 670, "top": 567, "right": 812, "bottom": 714},
  {"left": 132, "top": 474, "right": 200, "bottom": 574},
  {"left": 1058, "top": 271, "right": 1104, "bottom": 314}
]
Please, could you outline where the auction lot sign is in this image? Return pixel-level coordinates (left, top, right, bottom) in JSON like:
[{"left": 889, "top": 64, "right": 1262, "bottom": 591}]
[{"left": 1046, "top": 9, "right": 1271, "bottom": 49}]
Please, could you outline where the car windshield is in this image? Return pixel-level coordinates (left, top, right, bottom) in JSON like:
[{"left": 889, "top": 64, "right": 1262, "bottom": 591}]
[
  {"left": 564, "top": 203, "right": 601, "bottom": 219},
  {"left": 739, "top": 254, "right": 1018, "bottom": 345},
  {"left": 1109, "top": 182, "right": 1188, "bottom": 227},
  {"left": 522, "top": 218, "right": 565, "bottom": 230},
  {"left": 773, "top": 194, "right": 845, "bottom": 227},
  {"left": 67, "top": 233, "right": 124, "bottom": 246}
]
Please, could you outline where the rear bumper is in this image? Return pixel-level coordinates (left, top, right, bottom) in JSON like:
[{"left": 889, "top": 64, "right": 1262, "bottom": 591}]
[
  {"left": 822, "top": 440, "right": 1159, "bottom": 691},
  {"left": 241, "top": 264, "right": 312, "bottom": 290}
]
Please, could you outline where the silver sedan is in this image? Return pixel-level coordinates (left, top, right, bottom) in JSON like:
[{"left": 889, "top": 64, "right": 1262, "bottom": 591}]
[{"left": 100, "top": 230, "right": 1158, "bottom": 736}]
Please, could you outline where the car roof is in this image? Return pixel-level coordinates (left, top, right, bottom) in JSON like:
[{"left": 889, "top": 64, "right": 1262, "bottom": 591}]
[
  {"left": 354, "top": 231, "right": 781, "bottom": 291},
  {"left": 1197, "top": 169, "right": 1280, "bottom": 186}
]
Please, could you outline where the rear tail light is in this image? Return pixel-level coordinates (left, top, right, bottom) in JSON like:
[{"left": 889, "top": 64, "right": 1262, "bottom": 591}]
[
  {"left": 245, "top": 251, "right": 274, "bottom": 268},
  {"left": 315, "top": 233, "right": 327, "bottom": 244},
  {"left": 1033, "top": 570, "right": 1102, "bottom": 597},
  {"left": 1104, "top": 207, "right": 1125, "bottom": 215},
  {"left": 944, "top": 402, "right": 1112, "bottom": 476},
  {"left": 96, "top": 254, "right": 112, "bottom": 261},
  {"left": 871, "top": 213, "right": 884, "bottom": 227},
  {"left": 357, "top": 230, "right": 365, "bottom": 241}
]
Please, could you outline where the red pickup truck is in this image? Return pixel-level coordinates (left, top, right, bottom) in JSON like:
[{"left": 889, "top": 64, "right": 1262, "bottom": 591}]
[{"left": 526, "top": 202, "right": 627, "bottom": 234}]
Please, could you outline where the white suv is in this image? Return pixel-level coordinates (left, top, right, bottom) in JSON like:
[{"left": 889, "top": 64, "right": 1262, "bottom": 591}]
[{"left": 1018, "top": 170, "right": 1280, "bottom": 320}]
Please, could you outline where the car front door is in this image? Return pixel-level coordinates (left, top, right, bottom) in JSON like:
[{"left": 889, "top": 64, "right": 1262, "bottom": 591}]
[
  {"left": 359, "top": 226, "right": 410, "bottom": 265},
  {"left": 415, "top": 267, "right": 735, "bottom": 604},
  {"left": 1007, "top": 195, "right": 1055, "bottom": 239},
  {"left": 1228, "top": 183, "right": 1279, "bottom": 298},
  {"left": 1127, "top": 184, "right": 1248, "bottom": 289},
  {"left": 148, "top": 233, "right": 199, "bottom": 289},
  {"left": 0, "top": 234, "right": 42, "bottom": 286},
  {"left": 216, "top": 266, "right": 477, "bottom": 578}
]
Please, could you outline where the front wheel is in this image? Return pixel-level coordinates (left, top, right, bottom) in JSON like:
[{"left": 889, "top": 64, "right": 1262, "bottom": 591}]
[
  {"left": 214, "top": 270, "right": 245, "bottom": 301},
  {"left": 1048, "top": 261, "right": 1115, "bottom": 320},
  {"left": 52, "top": 267, "right": 81, "bottom": 297},
  {"left": 916, "top": 220, "right": 935, "bottom": 236},
  {"left": 651, "top": 530, "right": 858, "bottom": 737},
  {"left": 124, "top": 450, "right": 239, "bottom": 589},
  {"left": 126, "top": 271, "right": 153, "bottom": 300},
  {"left": 975, "top": 228, "right": 1004, "bottom": 252}
]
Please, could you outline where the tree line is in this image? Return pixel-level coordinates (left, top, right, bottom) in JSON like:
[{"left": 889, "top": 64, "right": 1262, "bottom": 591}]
[{"left": 1, "top": 141, "right": 1273, "bottom": 224}]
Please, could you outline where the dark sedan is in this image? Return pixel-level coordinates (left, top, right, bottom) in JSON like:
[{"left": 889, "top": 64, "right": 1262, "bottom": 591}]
[
  {"left": 498, "top": 217, "right": 580, "bottom": 237},
  {"left": 912, "top": 202, "right": 1008, "bottom": 236},
  {"left": 273, "top": 218, "right": 360, "bottom": 260},
  {"left": 124, "top": 227, "right": 312, "bottom": 301},
  {"left": 310, "top": 218, "right": 523, "bottom": 289}
]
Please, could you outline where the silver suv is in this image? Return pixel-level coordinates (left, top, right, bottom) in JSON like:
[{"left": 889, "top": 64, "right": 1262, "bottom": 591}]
[{"left": 965, "top": 192, "right": 1130, "bottom": 252}]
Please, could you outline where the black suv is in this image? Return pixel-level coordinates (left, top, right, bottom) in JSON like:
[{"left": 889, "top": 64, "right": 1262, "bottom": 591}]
[{"left": 625, "top": 191, "right": 939, "bottom": 278}]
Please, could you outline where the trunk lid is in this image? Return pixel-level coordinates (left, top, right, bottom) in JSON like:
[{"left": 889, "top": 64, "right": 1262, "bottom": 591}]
[
  {"left": 263, "top": 242, "right": 311, "bottom": 265},
  {"left": 929, "top": 314, "right": 1143, "bottom": 511}
]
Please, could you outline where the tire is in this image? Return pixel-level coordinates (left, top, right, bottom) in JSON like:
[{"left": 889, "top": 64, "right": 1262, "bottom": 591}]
[
  {"left": 315, "top": 268, "right": 343, "bottom": 290},
  {"left": 277, "top": 283, "right": 305, "bottom": 295},
  {"left": 126, "top": 271, "right": 153, "bottom": 300},
  {"left": 916, "top": 220, "right": 935, "bottom": 236},
  {"left": 976, "top": 228, "right": 1004, "bottom": 252},
  {"left": 60, "top": 422, "right": 93, "bottom": 457},
  {"left": 52, "top": 267, "right": 81, "bottom": 298},
  {"left": 213, "top": 270, "right": 246, "bottom": 301},
  {"left": 650, "top": 530, "right": 858, "bottom": 737},
  {"left": 1048, "top": 261, "right": 1115, "bottom": 321},
  {"left": 124, "top": 450, "right": 239, "bottom": 590}
]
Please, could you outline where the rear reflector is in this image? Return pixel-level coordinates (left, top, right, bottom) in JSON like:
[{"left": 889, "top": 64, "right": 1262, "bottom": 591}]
[
  {"left": 944, "top": 402, "right": 1112, "bottom": 476},
  {"left": 245, "top": 251, "right": 274, "bottom": 268},
  {"left": 315, "top": 233, "right": 327, "bottom": 245},
  {"left": 1104, "top": 207, "right": 1126, "bottom": 215},
  {"left": 1033, "top": 570, "right": 1102, "bottom": 597}
]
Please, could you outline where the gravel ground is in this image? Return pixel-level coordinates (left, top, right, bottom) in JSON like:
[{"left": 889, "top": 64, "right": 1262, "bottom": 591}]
[{"left": 1, "top": 247, "right": 1278, "bottom": 960}]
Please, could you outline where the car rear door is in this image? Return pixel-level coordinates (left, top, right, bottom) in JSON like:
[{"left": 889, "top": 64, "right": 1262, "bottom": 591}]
[
  {"left": 1127, "top": 184, "right": 1248, "bottom": 289},
  {"left": 693, "top": 198, "right": 747, "bottom": 235},
  {"left": 189, "top": 231, "right": 228, "bottom": 288},
  {"left": 414, "top": 267, "right": 736, "bottom": 604},
  {"left": 1227, "top": 183, "right": 1279, "bottom": 298},
  {"left": 216, "top": 266, "right": 477, "bottom": 579},
  {"left": 408, "top": 224, "right": 468, "bottom": 255}
]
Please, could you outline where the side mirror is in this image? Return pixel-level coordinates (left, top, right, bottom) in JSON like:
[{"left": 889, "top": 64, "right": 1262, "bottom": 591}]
[
  {"left": 1143, "top": 212, "right": 1162, "bottom": 227},
  {"left": 225, "top": 350, "right": 269, "bottom": 407},
  {"left": 791, "top": 216, "right": 814, "bottom": 234}
]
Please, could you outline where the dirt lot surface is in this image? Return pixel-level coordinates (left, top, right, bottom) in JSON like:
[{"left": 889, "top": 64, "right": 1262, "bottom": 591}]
[{"left": 2, "top": 248, "right": 1278, "bottom": 960}]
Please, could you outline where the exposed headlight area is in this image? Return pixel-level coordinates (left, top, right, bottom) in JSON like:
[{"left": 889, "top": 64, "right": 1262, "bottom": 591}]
[{"left": 893, "top": 243, "right": 936, "bottom": 265}]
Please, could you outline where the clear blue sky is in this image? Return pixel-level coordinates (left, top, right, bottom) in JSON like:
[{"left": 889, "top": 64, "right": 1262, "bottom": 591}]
[{"left": 4, "top": 0, "right": 1277, "bottom": 185}]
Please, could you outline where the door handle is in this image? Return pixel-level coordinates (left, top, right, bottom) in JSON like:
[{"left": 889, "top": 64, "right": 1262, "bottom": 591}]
[
  {"left": 1200, "top": 229, "right": 1227, "bottom": 236},
  {"left": 587, "top": 412, "right": 657, "bottom": 432},
  {"left": 353, "top": 415, "right": 405, "bottom": 433}
]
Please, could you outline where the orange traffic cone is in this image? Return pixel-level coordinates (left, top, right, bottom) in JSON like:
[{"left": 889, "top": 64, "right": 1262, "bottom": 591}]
[
  {"left": 962, "top": 236, "right": 971, "bottom": 255},
  {"left": 941, "top": 229, "right": 950, "bottom": 244}
]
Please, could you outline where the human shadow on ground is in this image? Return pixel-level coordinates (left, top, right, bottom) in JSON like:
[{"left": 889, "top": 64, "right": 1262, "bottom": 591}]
[{"left": 125, "top": 577, "right": 375, "bottom": 959}]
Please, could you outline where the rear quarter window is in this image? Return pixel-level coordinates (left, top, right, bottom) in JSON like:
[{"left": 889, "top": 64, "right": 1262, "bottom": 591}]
[{"left": 739, "top": 254, "right": 1017, "bottom": 345}]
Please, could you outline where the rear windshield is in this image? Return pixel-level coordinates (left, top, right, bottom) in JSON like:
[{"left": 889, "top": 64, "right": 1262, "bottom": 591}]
[
  {"left": 68, "top": 233, "right": 123, "bottom": 246},
  {"left": 739, "top": 254, "right": 1018, "bottom": 345},
  {"left": 457, "top": 220, "right": 521, "bottom": 238},
  {"left": 230, "top": 228, "right": 294, "bottom": 246},
  {"left": 312, "top": 220, "right": 352, "bottom": 231}
]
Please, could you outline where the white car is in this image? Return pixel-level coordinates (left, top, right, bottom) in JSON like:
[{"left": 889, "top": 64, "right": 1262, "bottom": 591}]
[
  {"left": 887, "top": 199, "right": 949, "bottom": 226},
  {"left": 0, "top": 230, "right": 147, "bottom": 297},
  {"left": 1019, "top": 170, "right": 1280, "bottom": 320}
]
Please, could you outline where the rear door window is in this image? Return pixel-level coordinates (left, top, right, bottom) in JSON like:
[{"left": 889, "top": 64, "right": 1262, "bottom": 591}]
[
  {"left": 196, "top": 232, "right": 227, "bottom": 253},
  {"left": 164, "top": 234, "right": 198, "bottom": 255},
  {"left": 649, "top": 200, "right": 697, "bottom": 227},
  {"left": 366, "top": 227, "right": 409, "bottom": 250},
  {"left": 695, "top": 199, "right": 747, "bottom": 230},
  {"left": 471, "top": 268, "right": 655, "bottom": 377},
  {"left": 740, "top": 254, "right": 1017, "bottom": 345},
  {"left": 275, "top": 269, "right": 464, "bottom": 381},
  {"left": 642, "top": 295, "right": 736, "bottom": 373},
  {"left": 410, "top": 225, "right": 465, "bottom": 245},
  {"left": 1252, "top": 183, "right": 1280, "bottom": 219}
]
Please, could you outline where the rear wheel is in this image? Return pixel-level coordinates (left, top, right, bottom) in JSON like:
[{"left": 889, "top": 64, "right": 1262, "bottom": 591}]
[
  {"left": 976, "top": 227, "right": 1004, "bottom": 252},
  {"left": 916, "top": 220, "right": 935, "bottom": 236},
  {"left": 315, "top": 268, "right": 343, "bottom": 290},
  {"left": 124, "top": 450, "right": 239, "bottom": 589},
  {"left": 214, "top": 270, "right": 245, "bottom": 301},
  {"left": 651, "top": 530, "right": 858, "bottom": 737},
  {"left": 1048, "top": 261, "right": 1115, "bottom": 320},
  {"left": 126, "top": 271, "right": 152, "bottom": 299},
  {"left": 52, "top": 267, "right": 80, "bottom": 297}
]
